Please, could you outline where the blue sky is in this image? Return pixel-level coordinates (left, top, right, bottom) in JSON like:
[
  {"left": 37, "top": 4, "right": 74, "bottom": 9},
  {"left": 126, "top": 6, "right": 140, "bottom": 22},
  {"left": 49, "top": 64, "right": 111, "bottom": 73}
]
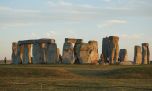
[{"left": 0, "top": 0, "right": 152, "bottom": 60}]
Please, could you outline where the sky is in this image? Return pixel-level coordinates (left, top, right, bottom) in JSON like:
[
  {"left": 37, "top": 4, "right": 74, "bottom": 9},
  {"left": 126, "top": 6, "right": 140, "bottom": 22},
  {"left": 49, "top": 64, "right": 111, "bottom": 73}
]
[{"left": 0, "top": 0, "right": 152, "bottom": 61}]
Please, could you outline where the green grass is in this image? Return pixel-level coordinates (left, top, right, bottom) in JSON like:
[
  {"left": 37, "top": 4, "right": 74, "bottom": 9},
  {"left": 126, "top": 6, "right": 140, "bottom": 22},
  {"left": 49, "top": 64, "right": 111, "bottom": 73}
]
[{"left": 0, "top": 64, "right": 152, "bottom": 91}]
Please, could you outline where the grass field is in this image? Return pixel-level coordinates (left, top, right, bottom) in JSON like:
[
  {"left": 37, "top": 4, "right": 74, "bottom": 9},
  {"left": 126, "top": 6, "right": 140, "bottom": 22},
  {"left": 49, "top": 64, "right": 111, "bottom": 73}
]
[{"left": 0, "top": 64, "right": 152, "bottom": 91}]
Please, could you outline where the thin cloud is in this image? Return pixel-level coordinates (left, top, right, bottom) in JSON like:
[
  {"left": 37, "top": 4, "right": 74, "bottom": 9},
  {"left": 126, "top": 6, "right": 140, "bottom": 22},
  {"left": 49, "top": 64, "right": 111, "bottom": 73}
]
[
  {"left": 45, "top": 31, "right": 56, "bottom": 39},
  {"left": 97, "top": 19, "right": 127, "bottom": 28},
  {"left": 120, "top": 34, "right": 143, "bottom": 40},
  {"left": 0, "top": 6, "right": 40, "bottom": 13},
  {"left": 0, "top": 0, "right": 152, "bottom": 30}
]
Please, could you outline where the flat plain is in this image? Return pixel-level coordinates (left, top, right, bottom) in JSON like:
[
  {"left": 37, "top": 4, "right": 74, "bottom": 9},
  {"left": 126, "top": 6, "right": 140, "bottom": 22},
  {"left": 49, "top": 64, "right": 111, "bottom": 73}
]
[{"left": 0, "top": 64, "right": 152, "bottom": 91}]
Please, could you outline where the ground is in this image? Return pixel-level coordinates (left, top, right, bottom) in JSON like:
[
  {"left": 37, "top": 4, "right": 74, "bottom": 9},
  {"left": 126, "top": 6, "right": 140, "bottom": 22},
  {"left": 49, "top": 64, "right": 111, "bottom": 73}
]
[{"left": 0, "top": 64, "right": 152, "bottom": 91}]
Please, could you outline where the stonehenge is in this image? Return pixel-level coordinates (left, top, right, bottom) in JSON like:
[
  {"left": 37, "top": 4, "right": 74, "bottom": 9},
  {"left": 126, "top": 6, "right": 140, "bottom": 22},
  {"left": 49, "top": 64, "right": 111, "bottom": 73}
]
[
  {"left": 142, "top": 43, "right": 150, "bottom": 64},
  {"left": 101, "top": 36, "right": 119, "bottom": 64},
  {"left": 12, "top": 37, "right": 150, "bottom": 65},
  {"left": 87, "top": 41, "right": 99, "bottom": 64},
  {"left": 62, "top": 38, "right": 99, "bottom": 64},
  {"left": 79, "top": 43, "right": 91, "bottom": 63},
  {"left": 134, "top": 46, "right": 142, "bottom": 64},
  {"left": 62, "top": 42, "right": 75, "bottom": 64},
  {"left": 74, "top": 39, "right": 83, "bottom": 64},
  {"left": 109, "top": 36, "right": 119, "bottom": 64},
  {"left": 22, "top": 44, "right": 32, "bottom": 64},
  {"left": 62, "top": 38, "right": 77, "bottom": 64},
  {"left": 57, "top": 48, "right": 62, "bottom": 63},
  {"left": 12, "top": 42, "right": 20, "bottom": 64},
  {"left": 102, "top": 37, "right": 110, "bottom": 63},
  {"left": 134, "top": 43, "right": 150, "bottom": 65},
  {"left": 12, "top": 39, "right": 58, "bottom": 64},
  {"left": 119, "top": 49, "right": 128, "bottom": 62}
]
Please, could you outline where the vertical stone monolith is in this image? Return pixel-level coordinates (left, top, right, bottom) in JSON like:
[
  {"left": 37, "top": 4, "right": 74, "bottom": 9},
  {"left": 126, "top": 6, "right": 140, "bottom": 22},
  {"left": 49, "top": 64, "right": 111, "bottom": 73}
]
[
  {"left": 22, "top": 43, "right": 32, "bottom": 64},
  {"left": 134, "top": 46, "right": 142, "bottom": 64},
  {"left": 47, "top": 43, "right": 57, "bottom": 64},
  {"left": 12, "top": 42, "right": 20, "bottom": 64},
  {"left": 19, "top": 44, "right": 24, "bottom": 64},
  {"left": 79, "top": 43, "right": 91, "bottom": 64},
  {"left": 74, "top": 39, "right": 83, "bottom": 64},
  {"left": 57, "top": 48, "right": 62, "bottom": 64},
  {"left": 39, "top": 43, "right": 47, "bottom": 64},
  {"left": 119, "top": 49, "right": 128, "bottom": 62},
  {"left": 88, "top": 40, "right": 99, "bottom": 64},
  {"left": 142, "top": 43, "right": 150, "bottom": 64},
  {"left": 62, "top": 38, "right": 82, "bottom": 64},
  {"left": 62, "top": 42, "right": 75, "bottom": 64},
  {"left": 102, "top": 37, "right": 110, "bottom": 63},
  {"left": 32, "top": 41, "right": 41, "bottom": 64},
  {"left": 109, "top": 36, "right": 119, "bottom": 64}
]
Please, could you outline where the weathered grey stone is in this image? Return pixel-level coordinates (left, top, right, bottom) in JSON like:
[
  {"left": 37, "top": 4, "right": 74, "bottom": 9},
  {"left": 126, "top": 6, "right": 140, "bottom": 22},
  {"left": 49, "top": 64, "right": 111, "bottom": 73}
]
[
  {"left": 18, "top": 40, "right": 34, "bottom": 45},
  {"left": 65, "top": 38, "right": 77, "bottom": 43},
  {"left": 62, "top": 38, "right": 83, "bottom": 64},
  {"left": 57, "top": 48, "right": 62, "bottom": 63},
  {"left": 38, "top": 39, "right": 55, "bottom": 44},
  {"left": 12, "top": 42, "right": 20, "bottom": 64},
  {"left": 13, "top": 38, "right": 58, "bottom": 64},
  {"left": 88, "top": 41, "right": 99, "bottom": 64},
  {"left": 142, "top": 43, "right": 150, "bottom": 64},
  {"left": 22, "top": 44, "right": 32, "bottom": 64},
  {"left": 79, "top": 43, "right": 91, "bottom": 64},
  {"left": 74, "top": 39, "right": 83, "bottom": 64},
  {"left": 134, "top": 46, "right": 142, "bottom": 64},
  {"left": 109, "top": 36, "right": 119, "bottom": 64},
  {"left": 18, "top": 39, "right": 55, "bottom": 45},
  {"left": 32, "top": 42, "right": 41, "bottom": 64},
  {"left": 102, "top": 37, "right": 110, "bottom": 63},
  {"left": 32, "top": 39, "right": 57, "bottom": 64},
  {"left": 119, "top": 49, "right": 128, "bottom": 62},
  {"left": 62, "top": 42, "right": 75, "bottom": 64},
  {"left": 39, "top": 43, "right": 47, "bottom": 64},
  {"left": 19, "top": 44, "right": 24, "bottom": 64},
  {"left": 73, "top": 40, "right": 99, "bottom": 64},
  {"left": 47, "top": 43, "right": 57, "bottom": 64}
]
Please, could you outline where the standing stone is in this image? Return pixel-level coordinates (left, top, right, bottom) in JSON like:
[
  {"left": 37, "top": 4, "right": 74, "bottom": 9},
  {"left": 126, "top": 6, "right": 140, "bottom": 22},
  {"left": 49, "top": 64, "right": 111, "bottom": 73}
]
[
  {"left": 134, "top": 46, "right": 142, "bottom": 64},
  {"left": 79, "top": 43, "right": 91, "bottom": 64},
  {"left": 119, "top": 49, "right": 128, "bottom": 62},
  {"left": 102, "top": 37, "right": 110, "bottom": 63},
  {"left": 62, "top": 38, "right": 83, "bottom": 64},
  {"left": 88, "top": 41, "right": 99, "bottom": 64},
  {"left": 57, "top": 48, "right": 62, "bottom": 64},
  {"left": 12, "top": 39, "right": 58, "bottom": 64},
  {"left": 12, "top": 42, "right": 20, "bottom": 64},
  {"left": 39, "top": 43, "right": 47, "bottom": 64},
  {"left": 19, "top": 44, "right": 24, "bottom": 64},
  {"left": 22, "top": 44, "right": 32, "bottom": 64},
  {"left": 18, "top": 40, "right": 33, "bottom": 64},
  {"left": 62, "top": 42, "right": 75, "bottom": 64},
  {"left": 142, "top": 43, "right": 150, "bottom": 64},
  {"left": 37, "top": 39, "right": 57, "bottom": 64},
  {"left": 32, "top": 41, "right": 41, "bottom": 64},
  {"left": 74, "top": 39, "right": 83, "bottom": 64},
  {"left": 28, "top": 44, "right": 32, "bottom": 64},
  {"left": 47, "top": 43, "right": 57, "bottom": 64},
  {"left": 109, "top": 36, "right": 119, "bottom": 64},
  {"left": 73, "top": 40, "right": 98, "bottom": 64}
]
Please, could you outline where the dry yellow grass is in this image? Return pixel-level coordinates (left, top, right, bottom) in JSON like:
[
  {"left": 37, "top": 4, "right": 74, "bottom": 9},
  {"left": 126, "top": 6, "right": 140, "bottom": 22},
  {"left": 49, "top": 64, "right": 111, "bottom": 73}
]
[{"left": 0, "top": 64, "right": 152, "bottom": 91}]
